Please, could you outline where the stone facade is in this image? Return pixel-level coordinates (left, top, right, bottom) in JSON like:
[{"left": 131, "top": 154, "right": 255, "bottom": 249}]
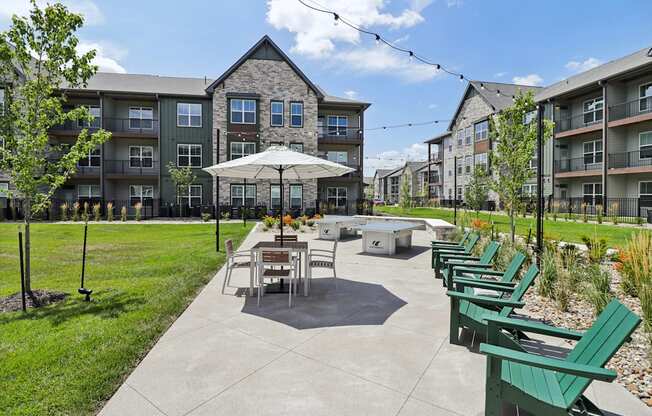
[{"left": 212, "top": 58, "right": 319, "bottom": 209}]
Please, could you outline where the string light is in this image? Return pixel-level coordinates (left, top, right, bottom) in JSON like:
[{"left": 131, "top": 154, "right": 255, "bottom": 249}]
[
  {"left": 333, "top": 12, "right": 339, "bottom": 26},
  {"left": 409, "top": 51, "right": 414, "bottom": 62},
  {"left": 375, "top": 34, "right": 380, "bottom": 46}
]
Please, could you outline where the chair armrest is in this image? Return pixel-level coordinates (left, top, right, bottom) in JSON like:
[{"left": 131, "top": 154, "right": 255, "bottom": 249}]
[
  {"left": 447, "top": 291, "right": 525, "bottom": 308},
  {"left": 453, "top": 266, "right": 504, "bottom": 275},
  {"left": 452, "top": 278, "right": 516, "bottom": 292},
  {"left": 433, "top": 246, "right": 466, "bottom": 252},
  {"left": 442, "top": 255, "right": 481, "bottom": 261},
  {"left": 234, "top": 250, "right": 252, "bottom": 255},
  {"left": 310, "top": 249, "right": 335, "bottom": 255},
  {"left": 231, "top": 253, "right": 252, "bottom": 260},
  {"left": 432, "top": 241, "right": 460, "bottom": 246},
  {"left": 309, "top": 254, "right": 334, "bottom": 261},
  {"left": 483, "top": 315, "right": 583, "bottom": 341},
  {"left": 479, "top": 344, "right": 616, "bottom": 382}
]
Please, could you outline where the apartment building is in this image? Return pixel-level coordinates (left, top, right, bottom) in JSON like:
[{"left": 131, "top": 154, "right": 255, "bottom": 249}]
[
  {"left": 373, "top": 169, "right": 392, "bottom": 201},
  {"left": 536, "top": 46, "right": 652, "bottom": 217},
  {"left": 374, "top": 161, "right": 428, "bottom": 204},
  {"left": 424, "top": 81, "right": 549, "bottom": 208},
  {"left": 205, "top": 36, "right": 369, "bottom": 215}
]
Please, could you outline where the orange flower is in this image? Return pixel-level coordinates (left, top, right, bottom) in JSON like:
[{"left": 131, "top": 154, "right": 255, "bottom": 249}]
[
  {"left": 471, "top": 218, "right": 489, "bottom": 231},
  {"left": 282, "top": 214, "right": 293, "bottom": 225}
]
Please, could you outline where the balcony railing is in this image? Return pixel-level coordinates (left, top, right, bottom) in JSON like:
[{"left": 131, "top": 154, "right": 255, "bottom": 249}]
[
  {"left": 50, "top": 117, "right": 159, "bottom": 135},
  {"left": 608, "top": 151, "right": 652, "bottom": 169},
  {"left": 430, "top": 152, "right": 442, "bottom": 163},
  {"left": 555, "top": 111, "right": 603, "bottom": 133},
  {"left": 318, "top": 127, "right": 362, "bottom": 141},
  {"left": 554, "top": 157, "right": 603, "bottom": 173},
  {"left": 104, "top": 159, "right": 159, "bottom": 176},
  {"left": 608, "top": 97, "right": 652, "bottom": 122}
]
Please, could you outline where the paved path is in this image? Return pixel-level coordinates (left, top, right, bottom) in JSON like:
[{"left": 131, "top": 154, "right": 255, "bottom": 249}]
[{"left": 100, "top": 228, "right": 651, "bottom": 416}]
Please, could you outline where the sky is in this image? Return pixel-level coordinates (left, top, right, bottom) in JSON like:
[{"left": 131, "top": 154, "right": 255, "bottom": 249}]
[{"left": 2, "top": 0, "right": 652, "bottom": 176}]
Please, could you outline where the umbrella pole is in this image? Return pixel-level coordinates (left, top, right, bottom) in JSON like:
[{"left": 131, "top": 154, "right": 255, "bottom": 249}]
[{"left": 279, "top": 168, "right": 284, "bottom": 246}]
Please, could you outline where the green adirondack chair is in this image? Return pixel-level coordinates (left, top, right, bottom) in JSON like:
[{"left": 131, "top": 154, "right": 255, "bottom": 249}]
[
  {"left": 446, "top": 264, "right": 539, "bottom": 345},
  {"left": 440, "top": 241, "right": 501, "bottom": 287},
  {"left": 432, "top": 233, "right": 480, "bottom": 277},
  {"left": 431, "top": 231, "right": 469, "bottom": 248},
  {"left": 446, "top": 251, "right": 526, "bottom": 290},
  {"left": 480, "top": 299, "right": 641, "bottom": 416}
]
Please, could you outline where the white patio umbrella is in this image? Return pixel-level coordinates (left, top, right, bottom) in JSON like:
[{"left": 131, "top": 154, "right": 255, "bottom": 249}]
[{"left": 203, "top": 145, "right": 355, "bottom": 243}]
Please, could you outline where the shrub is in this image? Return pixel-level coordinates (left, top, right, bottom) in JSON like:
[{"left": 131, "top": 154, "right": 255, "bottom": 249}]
[
  {"left": 262, "top": 215, "right": 277, "bottom": 229},
  {"left": 120, "top": 206, "right": 127, "bottom": 222},
  {"left": 583, "top": 265, "right": 612, "bottom": 316},
  {"left": 615, "top": 230, "right": 652, "bottom": 296},
  {"left": 221, "top": 211, "right": 231, "bottom": 220},
  {"left": 494, "top": 237, "right": 529, "bottom": 273},
  {"left": 93, "top": 203, "right": 101, "bottom": 221},
  {"left": 555, "top": 267, "right": 573, "bottom": 312},
  {"left": 60, "top": 203, "right": 68, "bottom": 221},
  {"left": 581, "top": 233, "right": 607, "bottom": 264},
  {"left": 538, "top": 246, "right": 558, "bottom": 298},
  {"left": 610, "top": 201, "right": 619, "bottom": 225},
  {"left": 282, "top": 214, "right": 293, "bottom": 226},
  {"left": 201, "top": 212, "right": 211, "bottom": 222},
  {"left": 81, "top": 202, "right": 90, "bottom": 222},
  {"left": 106, "top": 202, "right": 114, "bottom": 222},
  {"left": 72, "top": 202, "right": 80, "bottom": 221},
  {"left": 640, "top": 283, "right": 652, "bottom": 334},
  {"left": 596, "top": 204, "right": 603, "bottom": 224},
  {"left": 581, "top": 203, "right": 588, "bottom": 223},
  {"left": 134, "top": 203, "right": 143, "bottom": 221},
  {"left": 306, "top": 220, "right": 315, "bottom": 227},
  {"left": 298, "top": 215, "right": 308, "bottom": 225},
  {"left": 290, "top": 220, "right": 301, "bottom": 231},
  {"left": 312, "top": 213, "right": 321, "bottom": 220},
  {"left": 636, "top": 215, "right": 643, "bottom": 226}
]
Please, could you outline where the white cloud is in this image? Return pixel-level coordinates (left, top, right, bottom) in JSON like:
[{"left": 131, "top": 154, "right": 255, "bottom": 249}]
[
  {"left": 0, "top": 0, "right": 104, "bottom": 25},
  {"left": 565, "top": 57, "right": 602, "bottom": 73},
  {"left": 266, "top": 0, "right": 425, "bottom": 59},
  {"left": 78, "top": 41, "right": 127, "bottom": 73},
  {"left": 446, "top": 0, "right": 464, "bottom": 7},
  {"left": 512, "top": 73, "right": 543, "bottom": 86},
  {"left": 365, "top": 142, "right": 428, "bottom": 175},
  {"left": 494, "top": 71, "right": 506, "bottom": 78},
  {"left": 343, "top": 90, "right": 358, "bottom": 99},
  {"left": 428, "top": 103, "right": 438, "bottom": 109}
]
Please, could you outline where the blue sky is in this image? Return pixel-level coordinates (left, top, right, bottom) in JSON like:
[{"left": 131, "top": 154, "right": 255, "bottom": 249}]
[{"left": 2, "top": 0, "right": 651, "bottom": 175}]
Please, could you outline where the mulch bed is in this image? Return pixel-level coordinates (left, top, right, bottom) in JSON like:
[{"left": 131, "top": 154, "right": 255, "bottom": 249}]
[{"left": 0, "top": 289, "right": 68, "bottom": 313}]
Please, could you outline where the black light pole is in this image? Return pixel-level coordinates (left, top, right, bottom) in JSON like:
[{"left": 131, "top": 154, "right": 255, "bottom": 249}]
[
  {"left": 78, "top": 221, "right": 92, "bottom": 301},
  {"left": 453, "top": 156, "right": 458, "bottom": 225},
  {"left": 18, "top": 231, "right": 26, "bottom": 312},
  {"left": 278, "top": 167, "right": 284, "bottom": 245},
  {"left": 243, "top": 178, "right": 247, "bottom": 228},
  {"left": 536, "top": 103, "right": 545, "bottom": 265},
  {"left": 215, "top": 129, "right": 220, "bottom": 252}
]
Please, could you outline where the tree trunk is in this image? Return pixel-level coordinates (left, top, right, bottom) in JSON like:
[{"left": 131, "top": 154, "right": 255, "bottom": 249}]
[
  {"left": 23, "top": 199, "right": 32, "bottom": 293},
  {"left": 509, "top": 206, "right": 515, "bottom": 243}
]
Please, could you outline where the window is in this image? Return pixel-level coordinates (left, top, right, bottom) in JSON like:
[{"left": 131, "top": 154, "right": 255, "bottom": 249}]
[
  {"left": 474, "top": 120, "right": 488, "bottom": 141},
  {"left": 0, "top": 182, "right": 8, "bottom": 198},
  {"left": 327, "top": 115, "right": 348, "bottom": 136},
  {"left": 390, "top": 177, "right": 399, "bottom": 195},
  {"left": 0, "top": 88, "right": 4, "bottom": 115},
  {"left": 464, "top": 126, "right": 473, "bottom": 145},
  {"left": 290, "top": 184, "right": 302, "bottom": 209},
  {"left": 178, "top": 184, "right": 202, "bottom": 207},
  {"left": 583, "top": 97, "right": 603, "bottom": 125},
  {"left": 290, "top": 102, "right": 303, "bottom": 127},
  {"left": 327, "top": 187, "right": 347, "bottom": 208},
  {"left": 640, "top": 182, "right": 652, "bottom": 196},
  {"left": 465, "top": 155, "right": 473, "bottom": 174},
  {"left": 78, "top": 148, "right": 101, "bottom": 167},
  {"left": 129, "top": 107, "right": 153, "bottom": 129},
  {"left": 640, "top": 131, "right": 652, "bottom": 159},
  {"left": 445, "top": 138, "right": 452, "bottom": 152},
  {"left": 230, "top": 142, "right": 256, "bottom": 160},
  {"left": 177, "top": 103, "right": 202, "bottom": 127},
  {"left": 448, "top": 169, "right": 452, "bottom": 177},
  {"left": 129, "top": 146, "right": 153, "bottom": 168},
  {"left": 522, "top": 184, "right": 537, "bottom": 196},
  {"left": 640, "top": 83, "right": 652, "bottom": 112},
  {"left": 129, "top": 185, "right": 154, "bottom": 205},
  {"left": 229, "top": 99, "right": 256, "bottom": 124},
  {"left": 448, "top": 188, "right": 452, "bottom": 198},
  {"left": 231, "top": 184, "right": 256, "bottom": 207},
  {"left": 456, "top": 186, "right": 463, "bottom": 199},
  {"left": 177, "top": 144, "right": 202, "bottom": 167},
  {"left": 289, "top": 143, "right": 303, "bottom": 153},
  {"left": 78, "top": 105, "right": 101, "bottom": 128},
  {"left": 270, "top": 101, "right": 283, "bottom": 126},
  {"left": 457, "top": 162, "right": 463, "bottom": 175},
  {"left": 583, "top": 140, "right": 603, "bottom": 165},
  {"left": 270, "top": 184, "right": 281, "bottom": 209},
  {"left": 583, "top": 183, "right": 603, "bottom": 205},
  {"left": 474, "top": 153, "right": 487, "bottom": 171},
  {"left": 77, "top": 184, "right": 100, "bottom": 199},
  {"left": 456, "top": 130, "right": 463, "bottom": 146},
  {"left": 327, "top": 151, "right": 348, "bottom": 164},
  {"left": 524, "top": 111, "right": 537, "bottom": 125}
]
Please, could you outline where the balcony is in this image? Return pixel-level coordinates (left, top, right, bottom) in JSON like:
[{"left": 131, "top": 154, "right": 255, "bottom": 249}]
[
  {"left": 554, "top": 157, "right": 602, "bottom": 178},
  {"left": 104, "top": 160, "right": 159, "bottom": 177},
  {"left": 50, "top": 118, "right": 159, "bottom": 138},
  {"left": 608, "top": 97, "right": 652, "bottom": 127},
  {"left": 430, "top": 152, "right": 443, "bottom": 163},
  {"left": 318, "top": 157, "right": 362, "bottom": 178},
  {"left": 318, "top": 127, "right": 362, "bottom": 144},
  {"left": 554, "top": 111, "right": 603, "bottom": 138},
  {"left": 608, "top": 151, "right": 652, "bottom": 174}
]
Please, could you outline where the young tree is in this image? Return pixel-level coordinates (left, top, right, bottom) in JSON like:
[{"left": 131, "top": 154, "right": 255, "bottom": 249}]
[
  {"left": 0, "top": 1, "right": 111, "bottom": 293},
  {"left": 489, "top": 91, "right": 553, "bottom": 242},
  {"left": 167, "top": 162, "right": 196, "bottom": 212},
  {"left": 465, "top": 166, "right": 489, "bottom": 217},
  {"left": 399, "top": 171, "right": 411, "bottom": 209}
]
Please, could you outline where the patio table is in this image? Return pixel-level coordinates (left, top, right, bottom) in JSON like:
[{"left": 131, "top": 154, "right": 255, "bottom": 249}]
[
  {"left": 355, "top": 221, "right": 423, "bottom": 256},
  {"left": 249, "top": 241, "right": 309, "bottom": 296},
  {"left": 315, "top": 215, "right": 367, "bottom": 240}
]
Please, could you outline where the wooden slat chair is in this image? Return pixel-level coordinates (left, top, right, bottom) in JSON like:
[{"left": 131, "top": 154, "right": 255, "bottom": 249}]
[
  {"left": 274, "top": 234, "right": 298, "bottom": 243},
  {"left": 256, "top": 248, "right": 299, "bottom": 308},
  {"left": 446, "top": 264, "right": 539, "bottom": 345},
  {"left": 439, "top": 241, "right": 501, "bottom": 287},
  {"left": 222, "top": 239, "right": 253, "bottom": 294},
  {"left": 446, "top": 251, "right": 527, "bottom": 291},
  {"left": 480, "top": 299, "right": 641, "bottom": 416},
  {"left": 430, "top": 231, "right": 470, "bottom": 267},
  {"left": 432, "top": 233, "right": 480, "bottom": 278},
  {"left": 306, "top": 241, "right": 337, "bottom": 293}
]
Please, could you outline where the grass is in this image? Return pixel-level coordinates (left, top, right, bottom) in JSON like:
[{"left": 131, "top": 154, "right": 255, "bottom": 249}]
[
  {"left": 375, "top": 205, "right": 641, "bottom": 248},
  {"left": 0, "top": 222, "right": 252, "bottom": 415}
]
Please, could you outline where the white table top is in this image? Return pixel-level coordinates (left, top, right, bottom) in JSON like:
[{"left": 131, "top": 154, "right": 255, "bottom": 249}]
[
  {"left": 355, "top": 221, "right": 422, "bottom": 233},
  {"left": 316, "top": 215, "right": 367, "bottom": 225}
]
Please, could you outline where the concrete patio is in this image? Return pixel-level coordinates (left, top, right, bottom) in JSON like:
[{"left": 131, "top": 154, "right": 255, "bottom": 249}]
[{"left": 100, "top": 227, "right": 651, "bottom": 416}]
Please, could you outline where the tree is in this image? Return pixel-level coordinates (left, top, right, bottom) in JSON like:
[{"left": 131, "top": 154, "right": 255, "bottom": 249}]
[
  {"left": 489, "top": 91, "right": 553, "bottom": 242},
  {"left": 167, "top": 162, "right": 196, "bottom": 212},
  {"left": 399, "top": 171, "right": 411, "bottom": 209},
  {"left": 465, "top": 166, "right": 489, "bottom": 217},
  {"left": 0, "top": 1, "right": 111, "bottom": 293}
]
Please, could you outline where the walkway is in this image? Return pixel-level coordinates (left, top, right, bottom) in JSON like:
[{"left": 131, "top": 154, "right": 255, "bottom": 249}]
[{"left": 100, "top": 228, "right": 651, "bottom": 416}]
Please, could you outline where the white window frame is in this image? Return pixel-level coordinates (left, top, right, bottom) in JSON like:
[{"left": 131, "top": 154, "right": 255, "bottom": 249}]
[
  {"left": 327, "top": 151, "right": 348, "bottom": 164},
  {"left": 77, "top": 184, "right": 101, "bottom": 199},
  {"left": 474, "top": 152, "right": 488, "bottom": 170},
  {"left": 290, "top": 102, "right": 303, "bottom": 127},
  {"left": 640, "top": 131, "right": 652, "bottom": 159},
  {"left": 270, "top": 184, "right": 282, "bottom": 209},
  {"left": 464, "top": 126, "right": 473, "bottom": 145},
  {"left": 583, "top": 139, "right": 603, "bottom": 165},
  {"left": 456, "top": 130, "right": 463, "bottom": 146},
  {"left": 129, "top": 185, "right": 154, "bottom": 204},
  {"left": 639, "top": 181, "right": 652, "bottom": 197},
  {"left": 177, "top": 184, "right": 202, "bottom": 207},
  {"left": 177, "top": 143, "right": 202, "bottom": 168},
  {"left": 640, "top": 82, "right": 652, "bottom": 112},
  {"left": 129, "top": 146, "right": 154, "bottom": 168},
  {"left": 270, "top": 100, "right": 283, "bottom": 126},
  {"left": 230, "top": 184, "right": 256, "bottom": 207},
  {"left": 465, "top": 155, "right": 473, "bottom": 174},
  {"left": 230, "top": 141, "right": 256, "bottom": 160},
  {"left": 327, "top": 115, "right": 348, "bottom": 136},
  {"left": 128, "top": 106, "right": 154, "bottom": 130},
  {"left": 230, "top": 99, "right": 256, "bottom": 125},
  {"left": 582, "top": 97, "right": 603, "bottom": 125},
  {"left": 390, "top": 177, "right": 399, "bottom": 196},
  {"left": 582, "top": 182, "right": 603, "bottom": 205},
  {"left": 78, "top": 147, "right": 101, "bottom": 167},
  {"left": 522, "top": 184, "right": 537, "bottom": 196},
  {"left": 289, "top": 143, "right": 303, "bottom": 153},
  {"left": 289, "top": 184, "right": 303, "bottom": 209},
  {"left": 474, "top": 120, "right": 488, "bottom": 141},
  {"left": 326, "top": 186, "right": 347, "bottom": 208},
  {"left": 77, "top": 105, "right": 101, "bottom": 128},
  {"left": 177, "top": 103, "right": 202, "bottom": 127}
]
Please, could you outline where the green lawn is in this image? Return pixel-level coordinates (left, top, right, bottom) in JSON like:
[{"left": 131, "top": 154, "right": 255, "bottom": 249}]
[
  {"left": 375, "top": 205, "right": 641, "bottom": 247},
  {"left": 0, "top": 223, "right": 252, "bottom": 415}
]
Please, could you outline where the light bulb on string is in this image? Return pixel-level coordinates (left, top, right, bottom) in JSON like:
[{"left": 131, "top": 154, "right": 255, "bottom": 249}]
[
  {"left": 409, "top": 51, "right": 414, "bottom": 62},
  {"left": 496, "top": 90, "right": 501, "bottom": 97},
  {"left": 375, "top": 34, "right": 380, "bottom": 46},
  {"left": 333, "top": 13, "right": 339, "bottom": 26},
  {"left": 480, "top": 83, "right": 485, "bottom": 90},
  {"left": 459, "top": 74, "right": 464, "bottom": 83}
]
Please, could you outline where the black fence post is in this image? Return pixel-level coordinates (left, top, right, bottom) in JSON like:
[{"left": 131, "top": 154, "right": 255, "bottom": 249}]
[{"left": 18, "top": 231, "right": 26, "bottom": 312}]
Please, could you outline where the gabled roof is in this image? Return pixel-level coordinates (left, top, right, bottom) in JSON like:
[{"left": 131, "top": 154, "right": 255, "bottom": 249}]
[
  {"left": 536, "top": 46, "right": 652, "bottom": 102},
  {"left": 64, "top": 72, "right": 213, "bottom": 97},
  {"left": 448, "top": 81, "right": 542, "bottom": 131},
  {"left": 205, "top": 35, "right": 322, "bottom": 97},
  {"left": 424, "top": 130, "right": 451, "bottom": 144},
  {"left": 374, "top": 169, "right": 393, "bottom": 179},
  {"left": 316, "top": 85, "right": 371, "bottom": 109}
]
